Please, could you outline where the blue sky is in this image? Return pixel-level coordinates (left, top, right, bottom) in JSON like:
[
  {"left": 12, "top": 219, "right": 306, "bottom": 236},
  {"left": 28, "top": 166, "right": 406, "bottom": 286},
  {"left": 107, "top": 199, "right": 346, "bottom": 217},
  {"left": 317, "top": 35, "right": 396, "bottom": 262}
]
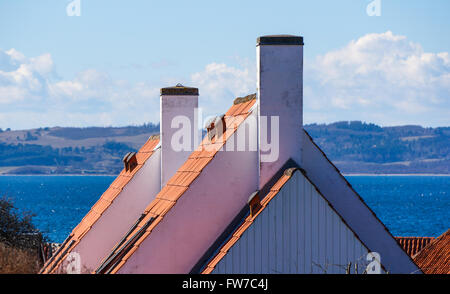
[{"left": 0, "top": 0, "right": 449, "bottom": 129}]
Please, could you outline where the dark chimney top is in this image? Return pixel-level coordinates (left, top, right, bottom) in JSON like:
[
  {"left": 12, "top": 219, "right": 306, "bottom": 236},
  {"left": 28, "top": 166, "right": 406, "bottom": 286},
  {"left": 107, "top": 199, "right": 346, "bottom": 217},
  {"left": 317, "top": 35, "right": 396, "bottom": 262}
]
[
  {"left": 161, "top": 84, "right": 199, "bottom": 96},
  {"left": 257, "top": 35, "right": 304, "bottom": 46}
]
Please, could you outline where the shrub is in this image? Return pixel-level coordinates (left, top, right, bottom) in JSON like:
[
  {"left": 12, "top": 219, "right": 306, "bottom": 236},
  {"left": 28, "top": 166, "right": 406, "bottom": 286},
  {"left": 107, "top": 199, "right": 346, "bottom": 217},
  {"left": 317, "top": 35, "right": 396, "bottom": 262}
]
[
  {"left": 0, "top": 242, "right": 41, "bottom": 274},
  {"left": 0, "top": 197, "right": 46, "bottom": 273}
]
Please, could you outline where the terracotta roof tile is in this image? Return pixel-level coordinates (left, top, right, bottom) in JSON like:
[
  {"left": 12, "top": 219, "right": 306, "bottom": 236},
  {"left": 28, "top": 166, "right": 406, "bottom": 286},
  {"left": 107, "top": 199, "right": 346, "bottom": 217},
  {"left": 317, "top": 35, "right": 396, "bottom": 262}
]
[
  {"left": 413, "top": 229, "right": 450, "bottom": 274},
  {"left": 109, "top": 261, "right": 126, "bottom": 274},
  {"left": 395, "top": 236, "right": 435, "bottom": 258},
  {"left": 270, "top": 174, "right": 291, "bottom": 191},
  {"left": 221, "top": 236, "right": 239, "bottom": 252},
  {"left": 99, "top": 96, "right": 257, "bottom": 274},
  {"left": 228, "top": 115, "right": 246, "bottom": 130},
  {"left": 239, "top": 101, "right": 256, "bottom": 115},
  {"left": 202, "top": 266, "right": 214, "bottom": 274},
  {"left": 146, "top": 216, "right": 163, "bottom": 233},
  {"left": 225, "top": 104, "right": 240, "bottom": 117},
  {"left": 92, "top": 198, "right": 112, "bottom": 214},
  {"left": 136, "top": 152, "right": 152, "bottom": 164},
  {"left": 231, "top": 102, "right": 247, "bottom": 116},
  {"left": 122, "top": 245, "right": 139, "bottom": 261},
  {"left": 201, "top": 168, "right": 295, "bottom": 273},
  {"left": 209, "top": 251, "right": 227, "bottom": 266},
  {"left": 157, "top": 186, "right": 188, "bottom": 202},
  {"left": 179, "top": 172, "right": 201, "bottom": 187},
  {"left": 233, "top": 221, "right": 252, "bottom": 238},
  {"left": 40, "top": 135, "right": 160, "bottom": 274},
  {"left": 178, "top": 158, "right": 197, "bottom": 172},
  {"left": 148, "top": 199, "right": 176, "bottom": 215},
  {"left": 101, "top": 188, "right": 121, "bottom": 202}
]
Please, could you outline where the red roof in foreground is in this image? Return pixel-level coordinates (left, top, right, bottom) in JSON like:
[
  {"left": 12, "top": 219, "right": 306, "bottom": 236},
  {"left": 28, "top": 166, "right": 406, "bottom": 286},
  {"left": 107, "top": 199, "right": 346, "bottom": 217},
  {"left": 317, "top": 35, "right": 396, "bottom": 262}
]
[
  {"left": 40, "top": 135, "right": 160, "bottom": 274},
  {"left": 413, "top": 229, "right": 450, "bottom": 274},
  {"left": 395, "top": 237, "right": 435, "bottom": 258},
  {"left": 201, "top": 168, "right": 295, "bottom": 274},
  {"left": 96, "top": 95, "right": 257, "bottom": 274}
]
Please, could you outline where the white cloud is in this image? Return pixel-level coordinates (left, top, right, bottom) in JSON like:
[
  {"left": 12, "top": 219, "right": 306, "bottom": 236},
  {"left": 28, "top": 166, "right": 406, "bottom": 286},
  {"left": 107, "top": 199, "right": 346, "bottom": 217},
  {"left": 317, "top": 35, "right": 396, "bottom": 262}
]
[
  {"left": 305, "top": 31, "right": 450, "bottom": 126},
  {"left": 0, "top": 49, "right": 52, "bottom": 104},
  {"left": 0, "top": 49, "right": 161, "bottom": 129},
  {"left": 189, "top": 31, "right": 450, "bottom": 127},
  {"left": 190, "top": 61, "right": 256, "bottom": 119},
  {"left": 1, "top": 31, "right": 449, "bottom": 130}
]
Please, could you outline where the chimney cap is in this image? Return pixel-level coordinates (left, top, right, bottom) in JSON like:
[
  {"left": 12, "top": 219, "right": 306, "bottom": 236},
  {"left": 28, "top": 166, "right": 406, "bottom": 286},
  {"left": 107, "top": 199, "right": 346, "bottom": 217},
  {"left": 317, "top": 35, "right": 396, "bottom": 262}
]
[
  {"left": 161, "top": 84, "right": 199, "bottom": 96},
  {"left": 257, "top": 35, "right": 304, "bottom": 46}
]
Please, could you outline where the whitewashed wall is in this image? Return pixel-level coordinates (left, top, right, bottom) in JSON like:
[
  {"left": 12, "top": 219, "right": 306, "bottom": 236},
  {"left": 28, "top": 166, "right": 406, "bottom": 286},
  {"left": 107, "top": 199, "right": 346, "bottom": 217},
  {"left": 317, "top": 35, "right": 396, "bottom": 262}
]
[
  {"left": 161, "top": 94, "right": 198, "bottom": 187},
  {"left": 212, "top": 170, "right": 373, "bottom": 274},
  {"left": 61, "top": 148, "right": 162, "bottom": 273},
  {"left": 118, "top": 110, "right": 259, "bottom": 274},
  {"left": 257, "top": 42, "right": 303, "bottom": 190}
]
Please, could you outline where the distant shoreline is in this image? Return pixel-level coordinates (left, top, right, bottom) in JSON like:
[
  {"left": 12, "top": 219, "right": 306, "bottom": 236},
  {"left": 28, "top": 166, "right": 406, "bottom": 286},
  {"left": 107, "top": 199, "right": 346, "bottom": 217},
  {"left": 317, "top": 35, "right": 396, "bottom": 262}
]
[
  {"left": 343, "top": 173, "right": 450, "bottom": 176},
  {"left": 0, "top": 174, "right": 118, "bottom": 177},
  {"left": 1, "top": 173, "right": 449, "bottom": 177}
]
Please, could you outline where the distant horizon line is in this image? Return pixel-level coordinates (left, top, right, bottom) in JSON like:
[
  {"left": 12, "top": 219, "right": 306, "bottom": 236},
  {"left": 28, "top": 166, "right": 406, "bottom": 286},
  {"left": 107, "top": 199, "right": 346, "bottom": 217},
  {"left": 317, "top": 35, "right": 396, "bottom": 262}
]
[
  {"left": 1, "top": 120, "right": 449, "bottom": 132},
  {"left": 1, "top": 173, "right": 449, "bottom": 177}
]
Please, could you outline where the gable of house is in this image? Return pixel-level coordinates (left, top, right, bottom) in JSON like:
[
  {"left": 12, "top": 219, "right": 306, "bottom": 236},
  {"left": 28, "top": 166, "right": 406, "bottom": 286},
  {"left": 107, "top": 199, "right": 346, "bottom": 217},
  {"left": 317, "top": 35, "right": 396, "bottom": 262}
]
[
  {"left": 200, "top": 168, "right": 378, "bottom": 274},
  {"left": 40, "top": 135, "right": 160, "bottom": 274},
  {"left": 96, "top": 96, "right": 259, "bottom": 274}
]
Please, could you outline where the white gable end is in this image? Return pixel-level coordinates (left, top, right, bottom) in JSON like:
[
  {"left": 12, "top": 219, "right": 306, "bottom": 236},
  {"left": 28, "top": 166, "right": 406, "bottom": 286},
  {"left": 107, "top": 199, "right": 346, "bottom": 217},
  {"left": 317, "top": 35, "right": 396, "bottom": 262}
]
[{"left": 211, "top": 170, "right": 377, "bottom": 274}]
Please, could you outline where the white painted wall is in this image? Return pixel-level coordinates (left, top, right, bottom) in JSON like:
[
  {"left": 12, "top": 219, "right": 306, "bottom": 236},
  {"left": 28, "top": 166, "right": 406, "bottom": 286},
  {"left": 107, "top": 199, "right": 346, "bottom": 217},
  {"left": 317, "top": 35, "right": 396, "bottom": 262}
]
[
  {"left": 161, "top": 94, "right": 198, "bottom": 187},
  {"left": 301, "top": 132, "right": 421, "bottom": 274},
  {"left": 257, "top": 38, "right": 303, "bottom": 189},
  {"left": 117, "top": 111, "right": 259, "bottom": 274},
  {"left": 212, "top": 170, "right": 374, "bottom": 274},
  {"left": 57, "top": 148, "right": 162, "bottom": 273}
]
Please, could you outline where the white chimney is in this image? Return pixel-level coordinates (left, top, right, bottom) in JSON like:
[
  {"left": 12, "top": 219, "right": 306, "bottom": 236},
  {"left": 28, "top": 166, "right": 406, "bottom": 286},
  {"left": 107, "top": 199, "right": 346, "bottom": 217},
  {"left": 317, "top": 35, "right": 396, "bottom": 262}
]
[
  {"left": 257, "top": 35, "right": 304, "bottom": 190},
  {"left": 160, "top": 84, "right": 199, "bottom": 187}
]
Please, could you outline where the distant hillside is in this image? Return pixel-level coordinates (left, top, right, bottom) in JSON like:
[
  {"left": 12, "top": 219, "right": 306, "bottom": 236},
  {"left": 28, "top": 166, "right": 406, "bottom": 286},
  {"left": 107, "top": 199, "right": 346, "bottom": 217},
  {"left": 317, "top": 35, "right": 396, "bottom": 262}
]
[
  {"left": 0, "top": 121, "right": 448, "bottom": 175},
  {"left": 0, "top": 124, "right": 159, "bottom": 175},
  {"left": 305, "top": 121, "right": 450, "bottom": 174}
]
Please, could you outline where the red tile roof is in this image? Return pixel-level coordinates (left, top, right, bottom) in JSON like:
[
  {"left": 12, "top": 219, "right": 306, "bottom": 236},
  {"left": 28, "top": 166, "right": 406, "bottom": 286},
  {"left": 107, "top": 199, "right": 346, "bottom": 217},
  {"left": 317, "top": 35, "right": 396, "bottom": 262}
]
[
  {"left": 200, "top": 167, "right": 295, "bottom": 274},
  {"left": 413, "top": 229, "right": 450, "bottom": 274},
  {"left": 395, "top": 237, "right": 435, "bottom": 258},
  {"left": 40, "top": 135, "right": 160, "bottom": 274},
  {"left": 97, "top": 95, "right": 257, "bottom": 274}
]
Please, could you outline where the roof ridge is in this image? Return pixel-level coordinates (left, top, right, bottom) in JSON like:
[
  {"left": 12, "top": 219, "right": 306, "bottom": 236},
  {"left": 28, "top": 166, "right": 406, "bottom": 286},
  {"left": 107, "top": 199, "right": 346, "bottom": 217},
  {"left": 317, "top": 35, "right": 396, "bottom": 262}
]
[
  {"left": 149, "top": 134, "right": 160, "bottom": 140},
  {"left": 233, "top": 93, "right": 256, "bottom": 105}
]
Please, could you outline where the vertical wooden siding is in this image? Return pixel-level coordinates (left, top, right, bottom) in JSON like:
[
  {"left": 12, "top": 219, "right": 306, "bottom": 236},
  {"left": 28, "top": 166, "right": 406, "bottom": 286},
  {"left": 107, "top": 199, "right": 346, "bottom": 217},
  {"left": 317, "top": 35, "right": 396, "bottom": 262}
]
[{"left": 212, "top": 171, "right": 371, "bottom": 274}]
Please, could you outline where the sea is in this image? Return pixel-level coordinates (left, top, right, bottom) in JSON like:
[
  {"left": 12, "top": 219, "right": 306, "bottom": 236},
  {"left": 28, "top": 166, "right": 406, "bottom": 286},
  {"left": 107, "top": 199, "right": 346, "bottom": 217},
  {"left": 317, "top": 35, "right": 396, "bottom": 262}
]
[{"left": 0, "top": 175, "right": 449, "bottom": 243}]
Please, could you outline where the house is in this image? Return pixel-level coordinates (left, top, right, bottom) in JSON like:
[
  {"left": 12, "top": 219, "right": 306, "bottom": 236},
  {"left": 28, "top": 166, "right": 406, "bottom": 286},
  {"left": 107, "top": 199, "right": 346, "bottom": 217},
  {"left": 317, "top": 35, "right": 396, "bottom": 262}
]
[
  {"left": 41, "top": 35, "right": 421, "bottom": 274},
  {"left": 395, "top": 236, "right": 435, "bottom": 257},
  {"left": 397, "top": 230, "right": 450, "bottom": 274}
]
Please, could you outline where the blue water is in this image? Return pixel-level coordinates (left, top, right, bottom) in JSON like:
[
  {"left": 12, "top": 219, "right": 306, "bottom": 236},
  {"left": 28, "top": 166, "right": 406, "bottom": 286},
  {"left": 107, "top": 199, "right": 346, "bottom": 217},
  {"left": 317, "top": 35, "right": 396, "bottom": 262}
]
[
  {"left": 0, "top": 175, "right": 448, "bottom": 242},
  {"left": 346, "top": 175, "right": 449, "bottom": 238},
  {"left": 0, "top": 176, "right": 115, "bottom": 242}
]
